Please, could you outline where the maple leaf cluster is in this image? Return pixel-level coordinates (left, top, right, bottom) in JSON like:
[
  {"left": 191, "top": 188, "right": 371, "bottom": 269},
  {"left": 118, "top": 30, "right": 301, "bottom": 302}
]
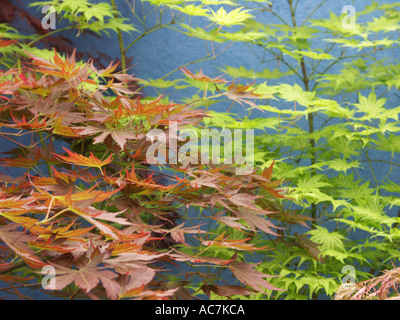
[{"left": 0, "top": 42, "right": 295, "bottom": 300}]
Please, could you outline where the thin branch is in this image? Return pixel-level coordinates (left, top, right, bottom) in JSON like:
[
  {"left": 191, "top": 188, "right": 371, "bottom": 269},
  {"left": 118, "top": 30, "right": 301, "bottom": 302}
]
[{"left": 110, "top": 0, "right": 127, "bottom": 72}]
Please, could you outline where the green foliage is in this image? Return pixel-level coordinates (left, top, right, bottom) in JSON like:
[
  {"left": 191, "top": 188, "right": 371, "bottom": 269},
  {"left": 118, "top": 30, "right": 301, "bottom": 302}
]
[{"left": 29, "top": 0, "right": 136, "bottom": 35}]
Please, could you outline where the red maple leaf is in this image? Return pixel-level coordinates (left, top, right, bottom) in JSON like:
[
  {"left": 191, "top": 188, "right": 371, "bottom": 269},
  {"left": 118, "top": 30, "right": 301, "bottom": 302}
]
[
  {"left": 201, "top": 284, "right": 255, "bottom": 298},
  {"left": 229, "top": 262, "right": 282, "bottom": 292},
  {"left": 51, "top": 248, "right": 120, "bottom": 298},
  {"left": 77, "top": 125, "right": 143, "bottom": 150},
  {"left": 0, "top": 223, "right": 45, "bottom": 269},
  {"left": 119, "top": 266, "right": 155, "bottom": 298},
  {"left": 180, "top": 67, "right": 227, "bottom": 84}
]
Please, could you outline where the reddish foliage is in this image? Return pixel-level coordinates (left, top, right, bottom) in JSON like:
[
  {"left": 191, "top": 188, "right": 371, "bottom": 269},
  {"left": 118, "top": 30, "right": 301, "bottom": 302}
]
[
  {"left": 0, "top": 41, "right": 297, "bottom": 300},
  {"left": 335, "top": 267, "right": 400, "bottom": 300}
]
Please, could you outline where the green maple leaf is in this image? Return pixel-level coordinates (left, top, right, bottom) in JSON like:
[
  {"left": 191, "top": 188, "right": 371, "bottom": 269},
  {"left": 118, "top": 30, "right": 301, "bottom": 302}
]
[
  {"left": 296, "top": 174, "right": 331, "bottom": 190},
  {"left": 79, "top": 2, "right": 114, "bottom": 22},
  {"left": 171, "top": 4, "right": 209, "bottom": 17},
  {"left": 306, "top": 226, "right": 347, "bottom": 252},
  {"left": 278, "top": 84, "right": 316, "bottom": 106},
  {"left": 60, "top": 0, "right": 90, "bottom": 15},
  {"left": 354, "top": 91, "right": 386, "bottom": 121},
  {"left": 141, "top": 0, "right": 184, "bottom": 5},
  {"left": 325, "top": 159, "right": 362, "bottom": 173},
  {"left": 367, "top": 16, "right": 400, "bottom": 33},
  {"left": 292, "top": 50, "right": 335, "bottom": 61},
  {"left": 208, "top": 7, "right": 254, "bottom": 27},
  {"left": 200, "top": 0, "right": 238, "bottom": 6}
]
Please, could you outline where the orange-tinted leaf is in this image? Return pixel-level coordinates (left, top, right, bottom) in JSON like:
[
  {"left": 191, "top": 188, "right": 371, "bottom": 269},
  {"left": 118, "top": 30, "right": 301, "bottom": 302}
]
[
  {"left": 120, "top": 164, "right": 181, "bottom": 191},
  {"left": 0, "top": 154, "right": 40, "bottom": 168},
  {"left": 110, "top": 242, "right": 143, "bottom": 255},
  {"left": 219, "top": 81, "right": 269, "bottom": 110},
  {"left": 55, "top": 147, "right": 113, "bottom": 168},
  {"left": 261, "top": 161, "right": 275, "bottom": 180},
  {"left": 180, "top": 67, "right": 227, "bottom": 84},
  {"left": 7, "top": 113, "right": 48, "bottom": 130},
  {"left": 0, "top": 39, "right": 17, "bottom": 48},
  {"left": 97, "top": 61, "right": 119, "bottom": 78},
  {"left": 0, "top": 195, "right": 35, "bottom": 210},
  {"left": 0, "top": 211, "right": 46, "bottom": 235},
  {"left": 52, "top": 115, "right": 82, "bottom": 137},
  {"left": 40, "top": 219, "right": 95, "bottom": 240},
  {"left": 29, "top": 239, "right": 74, "bottom": 253}
]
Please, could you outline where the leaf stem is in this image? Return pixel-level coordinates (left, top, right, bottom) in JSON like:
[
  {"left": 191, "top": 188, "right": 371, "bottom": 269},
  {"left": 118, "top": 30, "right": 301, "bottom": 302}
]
[{"left": 27, "top": 25, "right": 75, "bottom": 47}]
